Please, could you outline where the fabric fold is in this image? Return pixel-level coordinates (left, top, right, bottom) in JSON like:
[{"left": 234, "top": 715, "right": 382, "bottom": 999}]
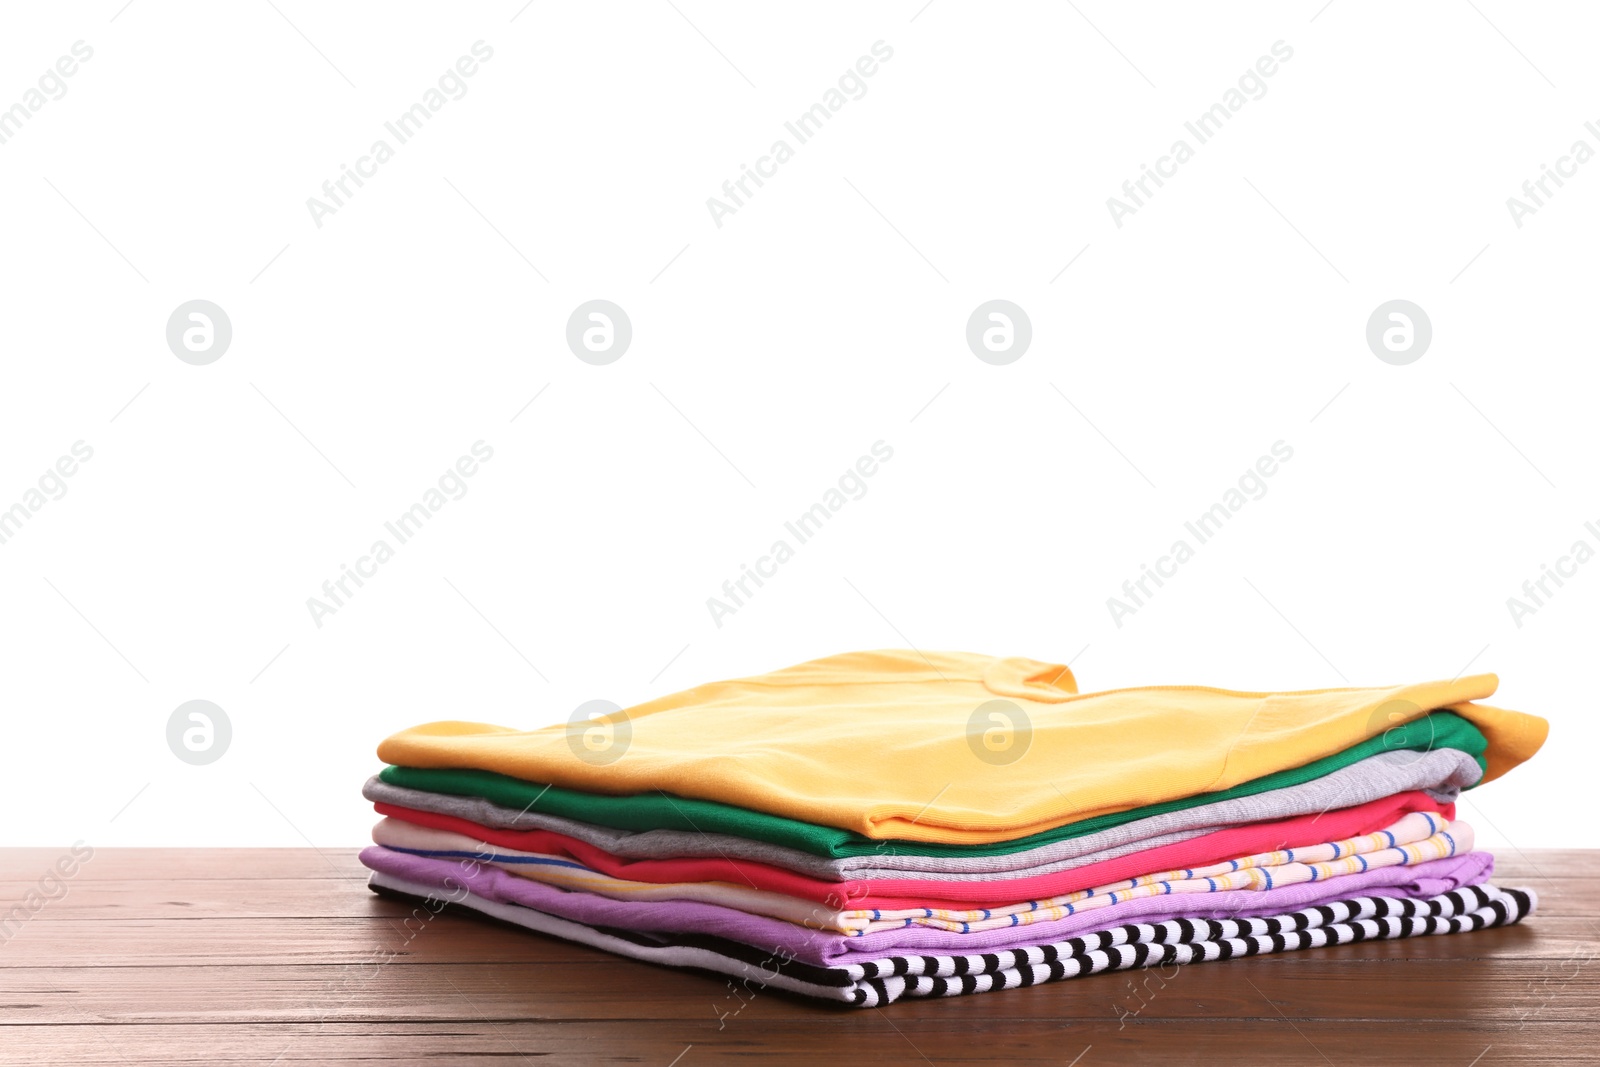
[
  {"left": 376, "top": 649, "right": 1545, "bottom": 843},
  {"left": 376, "top": 715, "right": 1489, "bottom": 857},
  {"left": 358, "top": 844, "right": 1499, "bottom": 967},
  {"left": 367, "top": 865, "right": 1534, "bottom": 1006},
  {"left": 370, "top": 787, "right": 1461, "bottom": 909},
  {"left": 372, "top": 810, "right": 1467, "bottom": 932},
  {"left": 360, "top": 649, "right": 1546, "bottom": 1004}
]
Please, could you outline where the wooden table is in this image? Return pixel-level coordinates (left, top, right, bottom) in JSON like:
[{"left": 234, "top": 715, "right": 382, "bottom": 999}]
[{"left": 2, "top": 848, "right": 1594, "bottom": 1064}]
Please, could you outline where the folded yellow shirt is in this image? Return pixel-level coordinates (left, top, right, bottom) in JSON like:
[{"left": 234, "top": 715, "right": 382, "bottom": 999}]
[{"left": 376, "top": 649, "right": 1547, "bottom": 845}]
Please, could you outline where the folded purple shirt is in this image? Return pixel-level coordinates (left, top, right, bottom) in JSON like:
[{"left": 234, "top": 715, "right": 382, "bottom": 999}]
[{"left": 359, "top": 845, "right": 1494, "bottom": 967}]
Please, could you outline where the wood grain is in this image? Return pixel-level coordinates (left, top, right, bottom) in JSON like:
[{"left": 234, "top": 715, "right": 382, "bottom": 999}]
[{"left": 1, "top": 848, "right": 1596, "bottom": 1065}]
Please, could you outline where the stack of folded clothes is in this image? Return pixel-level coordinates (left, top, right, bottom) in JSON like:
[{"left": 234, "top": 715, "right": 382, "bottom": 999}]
[{"left": 359, "top": 650, "right": 1548, "bottom": 1006}]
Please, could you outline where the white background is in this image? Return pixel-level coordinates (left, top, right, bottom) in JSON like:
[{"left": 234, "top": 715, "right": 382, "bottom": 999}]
[{"left": 0, "top": 1, "right": 1591, "bottom": 849}]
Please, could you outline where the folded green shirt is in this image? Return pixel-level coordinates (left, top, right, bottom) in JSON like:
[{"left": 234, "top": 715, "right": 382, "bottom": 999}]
[{"left": 378, "top": 710, "right": 1486, "bottom": 860}]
